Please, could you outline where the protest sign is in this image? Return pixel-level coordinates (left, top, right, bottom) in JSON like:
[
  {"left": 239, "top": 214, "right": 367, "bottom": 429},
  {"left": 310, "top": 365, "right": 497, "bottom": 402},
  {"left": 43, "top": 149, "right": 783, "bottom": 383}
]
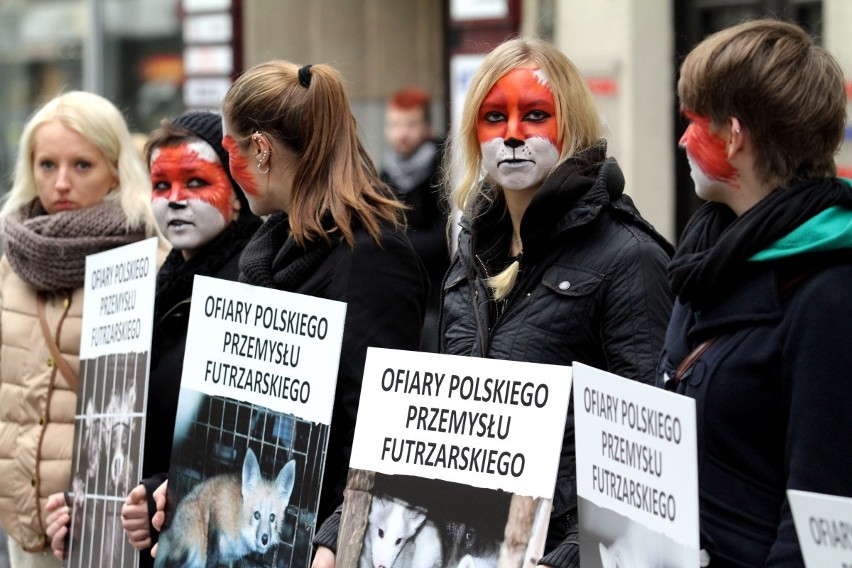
[
  {"left": 789, "top": 489, "right": 852, "bottom": 567},
  {"left": 339, "top": 347, "right": 572, "bottom": 568},
  {"left": 68, "top": 237, "right": 158, "bottom": 568},
  {"left": 573, "top": 362, "right": 700, "bottom": 568},
  {"left": 154, "top": 275, "right": 346, "bottom": 568}
]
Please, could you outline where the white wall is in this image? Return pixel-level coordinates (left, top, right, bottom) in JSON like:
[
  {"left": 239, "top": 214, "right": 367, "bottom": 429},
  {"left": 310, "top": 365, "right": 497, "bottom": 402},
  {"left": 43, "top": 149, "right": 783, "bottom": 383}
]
[
  {"left": 548, "top": 0, "right": 675, "bottom": 241},
  {"left": 824, "top": 0, "right": 852, "bottom": 76},
  {"left": 824, "top": 0, "right": 852, "bottom": 178}
]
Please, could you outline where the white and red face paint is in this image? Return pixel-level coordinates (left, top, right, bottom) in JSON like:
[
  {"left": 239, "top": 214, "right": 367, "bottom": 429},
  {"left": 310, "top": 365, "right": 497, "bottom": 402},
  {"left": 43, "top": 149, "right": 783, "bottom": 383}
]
[
  {"left": 477, "top": 68, "right": 562, "bottom": 192},
  {"left": 221, "top": 132, "right": 260, "bottom": 198},
  {"left": 150, "top": 141, "right": 235, "bottom": 254},
  {"left": 680, "top": 111, "right": 739, "bottom": 197}
]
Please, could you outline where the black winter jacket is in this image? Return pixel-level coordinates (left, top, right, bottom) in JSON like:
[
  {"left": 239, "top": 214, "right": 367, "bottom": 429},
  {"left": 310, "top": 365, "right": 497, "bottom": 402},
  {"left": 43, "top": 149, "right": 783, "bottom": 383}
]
[
  {"left": 240, "top": 213, "right": 429, "bottom": 552},
  {"left": 440, "top": 154, "right": 674, "bottom": 568},
  {"left": 139, "top": 213, "right": 261, "bottom": 568},
  {"left": 659, "top": 262, "right": 852, "bottom": 567},
  {"left": 656, "top": 181, "right": 852, "bottom": 567},
  {"left": 380, "top": 139, "right": 448, "bottom": 289},
  {"left": 381, "top": 139, "right": 450, "bottom": 351}
]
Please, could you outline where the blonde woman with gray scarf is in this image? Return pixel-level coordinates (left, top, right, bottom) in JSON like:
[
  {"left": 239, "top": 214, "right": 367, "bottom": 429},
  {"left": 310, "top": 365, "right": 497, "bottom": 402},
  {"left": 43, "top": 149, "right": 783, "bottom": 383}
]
[{"left": 0, "top": 91, "right": 160, "bottom": 568}]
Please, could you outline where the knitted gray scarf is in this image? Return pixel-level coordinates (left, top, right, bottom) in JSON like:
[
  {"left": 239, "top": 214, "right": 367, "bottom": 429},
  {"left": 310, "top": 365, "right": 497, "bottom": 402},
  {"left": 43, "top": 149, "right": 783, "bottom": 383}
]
[
  {"left": 3, "top": 198, "right": 145, "bottom": 291},
  {"left": 382, "top": 140, "right": 439, "bottom": 194}
]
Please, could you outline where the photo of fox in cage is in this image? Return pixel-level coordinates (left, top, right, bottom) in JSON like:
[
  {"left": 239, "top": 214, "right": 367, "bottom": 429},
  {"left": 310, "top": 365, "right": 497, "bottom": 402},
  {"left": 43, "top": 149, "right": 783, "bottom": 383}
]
[{"left": 154, "top": 393, "right": 328, "bottom": 567}]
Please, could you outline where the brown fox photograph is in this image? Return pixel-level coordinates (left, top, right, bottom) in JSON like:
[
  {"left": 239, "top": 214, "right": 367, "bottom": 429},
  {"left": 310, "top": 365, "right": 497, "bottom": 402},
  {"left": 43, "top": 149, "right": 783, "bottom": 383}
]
[{"left": 155, "top": 392, "right": 329, "bottom": 568}]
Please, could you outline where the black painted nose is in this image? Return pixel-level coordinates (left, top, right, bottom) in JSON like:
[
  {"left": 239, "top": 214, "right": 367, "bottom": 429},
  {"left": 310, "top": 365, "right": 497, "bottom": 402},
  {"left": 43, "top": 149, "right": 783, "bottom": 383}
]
[
  {"left": 167, "top": 201, "right": 187, "bottom": 209},
  {"left": 505, "top": 137, "right": 524, "bottom": 149}
]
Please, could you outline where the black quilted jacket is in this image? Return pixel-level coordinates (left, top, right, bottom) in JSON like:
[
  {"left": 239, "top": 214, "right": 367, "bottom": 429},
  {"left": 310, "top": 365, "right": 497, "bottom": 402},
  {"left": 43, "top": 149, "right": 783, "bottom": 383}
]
[{"left": 440, "top": 154, "right": 674, "bottom": 568}]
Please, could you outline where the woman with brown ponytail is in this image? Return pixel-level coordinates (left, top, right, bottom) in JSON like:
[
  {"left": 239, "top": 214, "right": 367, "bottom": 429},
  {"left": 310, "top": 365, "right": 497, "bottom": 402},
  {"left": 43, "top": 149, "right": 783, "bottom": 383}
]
[
  {"left": 439, "top": 37, "right": 673, "bottom": 568},
  {"left": 220, "top": 61, "right": 427, "bottom": 565}
]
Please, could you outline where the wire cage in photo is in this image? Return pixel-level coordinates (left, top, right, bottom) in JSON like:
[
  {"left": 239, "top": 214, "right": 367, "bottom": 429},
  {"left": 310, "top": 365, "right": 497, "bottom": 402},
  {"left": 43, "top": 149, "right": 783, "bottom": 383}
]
[
  {"left": 164, "top": 394, "right": 328, "bottom": 567},
  {"left": 69, "top": 351, "right": 149, "bottom": 568}
]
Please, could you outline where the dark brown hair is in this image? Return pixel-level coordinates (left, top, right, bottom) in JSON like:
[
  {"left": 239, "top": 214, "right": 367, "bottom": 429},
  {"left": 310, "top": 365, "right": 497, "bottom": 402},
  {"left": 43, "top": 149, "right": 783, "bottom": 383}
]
[
  {"left": 144, "top": 120, "right": 194, "bottom": 165},
  {"left": 678, "top": 19, "right": 846, "bottom": 187}
]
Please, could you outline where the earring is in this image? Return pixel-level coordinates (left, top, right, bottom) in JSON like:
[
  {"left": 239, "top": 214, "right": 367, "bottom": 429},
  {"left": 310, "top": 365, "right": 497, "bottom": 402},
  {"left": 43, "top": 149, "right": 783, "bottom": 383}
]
[{"left": 257, "top": 153, "right": 270, "bottom": 174}]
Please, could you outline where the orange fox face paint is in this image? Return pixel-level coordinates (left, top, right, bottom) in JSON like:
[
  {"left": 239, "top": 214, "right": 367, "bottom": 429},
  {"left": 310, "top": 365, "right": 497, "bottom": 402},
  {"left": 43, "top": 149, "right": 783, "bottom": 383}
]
[
  {"left": 150, "top": 142, "right": 234, "bottom": 255},
  {"left": 477, "top": 68, "right": 560, "bottom": 146},
  {"left": 680, "top": 111, "right": 738, "bottom": 186},
  {"left": 222, "top": 134, "right": 260, "bottom": 197},
  {"left": 151, "top": 143, "right": 232, "bottom": 218},
  {"left": 477, "top": 68, "right": 561, "bottom": 191}
]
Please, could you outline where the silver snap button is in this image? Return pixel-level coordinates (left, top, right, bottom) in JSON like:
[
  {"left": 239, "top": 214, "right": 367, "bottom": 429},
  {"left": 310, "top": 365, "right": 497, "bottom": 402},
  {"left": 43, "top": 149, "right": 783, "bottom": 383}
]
[{"left": 558, "top": 281, "right": 571, "bottom": 290}]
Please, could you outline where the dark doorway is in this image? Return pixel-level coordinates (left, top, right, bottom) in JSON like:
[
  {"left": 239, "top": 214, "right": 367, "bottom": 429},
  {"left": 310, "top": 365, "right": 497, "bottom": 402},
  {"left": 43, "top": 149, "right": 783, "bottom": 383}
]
[{"left": 672, "top": 0, "right": 823, "bottom": 240}]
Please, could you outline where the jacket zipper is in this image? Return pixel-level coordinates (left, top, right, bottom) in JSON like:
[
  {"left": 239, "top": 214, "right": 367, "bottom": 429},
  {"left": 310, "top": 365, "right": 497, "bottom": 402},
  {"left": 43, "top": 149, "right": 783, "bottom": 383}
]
[
  {"left": 473, "top": 254, "right": 493, "bottom": 353},
  {"left": 474, "top": 254, "right": 536, "bottom": 350},
  {"left": 158, "top": 298, "right": 192, "bottom": 326}
]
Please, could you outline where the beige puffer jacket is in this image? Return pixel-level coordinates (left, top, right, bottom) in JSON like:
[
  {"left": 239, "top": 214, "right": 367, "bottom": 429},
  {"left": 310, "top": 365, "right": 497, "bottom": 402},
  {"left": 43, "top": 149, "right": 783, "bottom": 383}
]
[{"left": 0, "top": 255, "right": 82, "bottom": 552}]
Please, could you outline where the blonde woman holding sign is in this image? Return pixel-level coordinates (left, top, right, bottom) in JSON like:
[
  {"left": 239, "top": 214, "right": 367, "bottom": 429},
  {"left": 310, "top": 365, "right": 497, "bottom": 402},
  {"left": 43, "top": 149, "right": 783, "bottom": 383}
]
[
  {"left": 439, "top": 37, "right": 673, "bottom": 568},
  {"left": 0, "top": 91, "right": 158, "bottom": 567}
]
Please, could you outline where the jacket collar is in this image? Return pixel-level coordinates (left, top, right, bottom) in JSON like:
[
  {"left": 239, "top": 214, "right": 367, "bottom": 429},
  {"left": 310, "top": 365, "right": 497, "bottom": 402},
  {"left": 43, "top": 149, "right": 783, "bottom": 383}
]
[
  {"left": 687, "top": 268, "right": 782, "bottom": 339},
  {"left": 750, "top": 205, "right": 852, "bottom": 261},
  {"left": 459, "top": 144, "right": 612, "bottom": 265},
  {"left": 457, "top": 154, "right": 673, "bottom": 268}
]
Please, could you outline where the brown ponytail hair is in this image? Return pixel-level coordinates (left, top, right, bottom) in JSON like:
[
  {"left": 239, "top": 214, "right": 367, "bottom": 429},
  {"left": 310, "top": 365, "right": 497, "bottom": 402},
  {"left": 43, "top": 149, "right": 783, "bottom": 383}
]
[{"left": 223, "top": 60, "right": 404, "bottom": 246}]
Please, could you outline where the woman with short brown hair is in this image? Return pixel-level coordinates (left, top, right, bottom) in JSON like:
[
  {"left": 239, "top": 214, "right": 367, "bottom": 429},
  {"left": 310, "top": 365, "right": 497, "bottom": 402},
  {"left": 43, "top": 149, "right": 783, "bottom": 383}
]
[{"left": 659, "top": 19, "right": 852, "bottom": 565}]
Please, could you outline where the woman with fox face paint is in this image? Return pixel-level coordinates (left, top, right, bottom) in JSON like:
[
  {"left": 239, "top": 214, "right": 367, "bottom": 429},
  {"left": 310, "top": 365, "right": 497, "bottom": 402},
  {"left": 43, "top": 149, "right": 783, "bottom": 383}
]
[
  {"left": 219, "top": 61, "right": 427, "bottom": 568},
  {"left": 117, "top": 111, "right": 261, "bottom": 568},
  {"left": 657, "top": 20, "right": 852, "bottom": 566},
  {"left": 439, "top": 37, "right": 673, "bottom": 568}
]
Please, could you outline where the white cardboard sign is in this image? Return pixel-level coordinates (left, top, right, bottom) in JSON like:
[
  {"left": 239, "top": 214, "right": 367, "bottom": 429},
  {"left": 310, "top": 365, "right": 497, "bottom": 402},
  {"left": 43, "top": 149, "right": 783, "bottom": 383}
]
[
  {"left": 349, "top": 347, "right": 572, "bottom": 497},
  {"left": 81, "top": 237, "right": 158, "bottom": 358},
  {"left": 789, "top": 489, "right": 852, "bottom": 567},
  {"left": 70, "top": 237, "right": 158, "bottom": 568},
  {"left": 573, "top": 362, "right": 700, "bottom": 567},
  {"left": 180, "top": 275, "right": 346, "bottom": 424}
]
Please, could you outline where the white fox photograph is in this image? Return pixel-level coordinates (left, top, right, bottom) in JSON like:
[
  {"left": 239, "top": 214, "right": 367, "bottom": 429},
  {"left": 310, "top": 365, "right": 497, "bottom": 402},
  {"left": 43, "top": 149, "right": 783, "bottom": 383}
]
[
  {"left": 578, "top": 496, "right": 698, "bottom": 568},
  {"left": 341, "top": 471, "right": 520, "bottom": 568},
  {"left": 155, "top": 393, "right": 330, "bottom": 568}
]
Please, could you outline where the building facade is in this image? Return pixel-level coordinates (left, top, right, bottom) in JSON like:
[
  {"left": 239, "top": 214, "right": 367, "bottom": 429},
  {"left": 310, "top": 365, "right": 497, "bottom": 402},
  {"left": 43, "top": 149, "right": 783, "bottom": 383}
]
[{"left": 0, "top": 0, "right": 849, "bottom": 244}]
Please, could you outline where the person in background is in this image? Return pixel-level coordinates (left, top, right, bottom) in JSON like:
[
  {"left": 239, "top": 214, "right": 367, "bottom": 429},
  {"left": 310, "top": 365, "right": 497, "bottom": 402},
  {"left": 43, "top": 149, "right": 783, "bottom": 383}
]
[
  {"left": 118, "top": 111, "right": 262, "bottom": 568},
  {"left": 440, "top": 37, "right": 673, "bottom": 567},
  {"left": 380, "top": 87, "right": 449, "bottom": 352},
  {"left": 0, "top": 91, "right": 159, "bottom": 567},
  {"left": 658, "top": 19, "right": 852, "bottom": 566}
]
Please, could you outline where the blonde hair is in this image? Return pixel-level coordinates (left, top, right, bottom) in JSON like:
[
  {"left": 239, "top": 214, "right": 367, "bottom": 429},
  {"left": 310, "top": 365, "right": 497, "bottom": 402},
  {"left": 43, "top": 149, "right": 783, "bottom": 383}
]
[
  {"left": 446, "top": 36, "right": 602, "bottom": 299},
  {"left": 0, "top": 91, "right": 159, "bottom": 236},
  {"left": 678, "top": 19, "right": 846, "bottom": 188},
  {"left": 223, "top": 60, "right": 404, "bottom": 247},
  {"left": 489, "top": 259, "right": 521, "bottom": 300},
  {"left": 449, "top": 36, "right": 602, "bottom": 218}
]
